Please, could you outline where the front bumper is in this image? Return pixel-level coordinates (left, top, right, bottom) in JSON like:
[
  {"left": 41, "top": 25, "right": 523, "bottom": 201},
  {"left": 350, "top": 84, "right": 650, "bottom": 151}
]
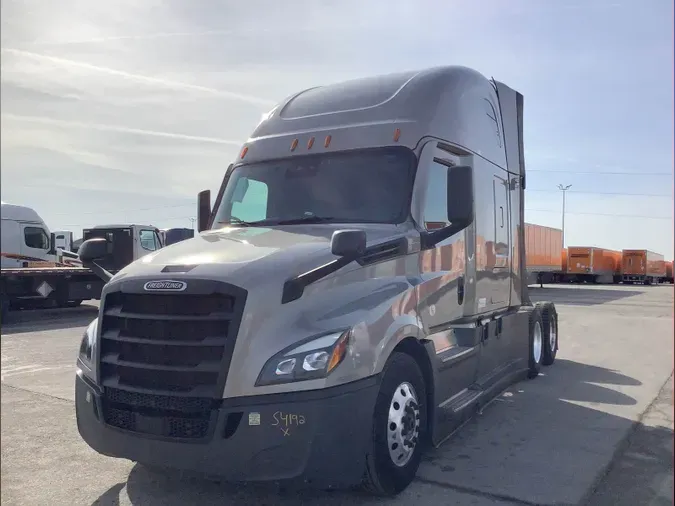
[{"left": 75, "top": 372, "right": 379, "bottom": 489}]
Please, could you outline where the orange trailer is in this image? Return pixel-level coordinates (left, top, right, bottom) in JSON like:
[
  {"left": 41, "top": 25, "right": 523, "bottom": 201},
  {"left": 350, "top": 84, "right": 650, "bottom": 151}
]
[
  {"left": 663, "top": 261, "right": 674, "bottom": 284},
  {"left": 621, "top": 249, "right": 665, "bottom": 285},
  {"left": 524, "top": 223, "right": 563, "bottom": 286},
  {"left": 567, "top": 246, "right": 622, "bottom": 284}
]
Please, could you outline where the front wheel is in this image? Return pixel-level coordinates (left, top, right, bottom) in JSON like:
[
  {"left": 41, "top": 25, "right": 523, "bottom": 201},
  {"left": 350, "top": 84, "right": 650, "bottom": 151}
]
[{"left": 362, "top": 352, "right": 427, "bottom": 496}]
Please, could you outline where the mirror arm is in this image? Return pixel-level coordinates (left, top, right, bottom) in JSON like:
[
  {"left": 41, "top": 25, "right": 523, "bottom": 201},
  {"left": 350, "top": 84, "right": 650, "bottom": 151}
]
[
  {"left": 420, "top": 220, "right": 471, "bottom": 250},
  {"left": 82, "top": 260, "right": 113, "bottom": 283}
]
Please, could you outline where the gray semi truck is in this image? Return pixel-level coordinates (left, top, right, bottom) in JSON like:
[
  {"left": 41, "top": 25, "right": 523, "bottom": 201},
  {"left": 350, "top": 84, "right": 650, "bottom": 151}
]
[{"left": 75, "top": 65, "right": 560, "bottom": 496}]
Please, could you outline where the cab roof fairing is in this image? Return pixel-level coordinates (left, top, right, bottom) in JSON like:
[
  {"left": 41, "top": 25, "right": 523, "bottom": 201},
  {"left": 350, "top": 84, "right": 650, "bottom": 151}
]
[{"left": 238, "top": 66, "right": 511, "bottom": 170}]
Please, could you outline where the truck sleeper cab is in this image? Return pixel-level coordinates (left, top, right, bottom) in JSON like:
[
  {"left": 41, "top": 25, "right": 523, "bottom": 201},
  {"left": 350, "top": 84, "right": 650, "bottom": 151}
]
[{"left": 75, "top": 66, "right": 560, "bottom": 496}]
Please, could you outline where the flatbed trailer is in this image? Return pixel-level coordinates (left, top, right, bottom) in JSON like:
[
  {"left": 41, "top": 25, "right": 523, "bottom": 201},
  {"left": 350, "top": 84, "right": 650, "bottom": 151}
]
[{"left": 0, "top": 266, "right": 104, "bottom": 318}]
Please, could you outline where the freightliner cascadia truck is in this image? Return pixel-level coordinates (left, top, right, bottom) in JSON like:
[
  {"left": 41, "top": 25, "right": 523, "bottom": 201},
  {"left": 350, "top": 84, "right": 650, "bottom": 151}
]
[{"left": 75, "top": 65, "right": 560, "bottom": 496}]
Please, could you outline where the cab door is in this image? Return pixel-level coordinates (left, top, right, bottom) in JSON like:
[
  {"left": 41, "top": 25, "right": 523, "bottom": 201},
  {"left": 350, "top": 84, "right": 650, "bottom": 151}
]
[{"left": 413, "top": 142, "right": 481, "bottom": 404}]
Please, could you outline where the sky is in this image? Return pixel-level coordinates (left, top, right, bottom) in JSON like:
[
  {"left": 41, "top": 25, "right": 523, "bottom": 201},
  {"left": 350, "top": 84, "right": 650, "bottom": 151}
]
[{"left": 1, "top": 0, "right": 673, "bottom": 258}]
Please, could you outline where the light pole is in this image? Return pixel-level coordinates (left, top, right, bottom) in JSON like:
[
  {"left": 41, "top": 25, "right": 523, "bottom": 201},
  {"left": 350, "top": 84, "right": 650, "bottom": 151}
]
[
  {"left": 558, "top": 184, "right": 572, "bottom": 247},
  {"left": 189, "top": 217, "right": 196, "bottom": 230}
]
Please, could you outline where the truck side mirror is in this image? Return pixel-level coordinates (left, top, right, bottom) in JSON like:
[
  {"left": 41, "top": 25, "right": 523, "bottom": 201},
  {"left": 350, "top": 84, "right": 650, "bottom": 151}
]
[
  {"left": 447, "top": 165, "right": 474, "bottom": 227},
  {"left": 197, "top": 190, "right": 211, "bottom": 232},
  {"left": 78, "top": 238, "right": 113, "bottom": 282},
  {"left": 421, "top": 165, "right": 474, "bottom": 249},
  {"left": 331, "top": 229, "right": 367, "bottom": 258},
  {"left": 48, "top": 232, "right": 56, "bottom": 256}
]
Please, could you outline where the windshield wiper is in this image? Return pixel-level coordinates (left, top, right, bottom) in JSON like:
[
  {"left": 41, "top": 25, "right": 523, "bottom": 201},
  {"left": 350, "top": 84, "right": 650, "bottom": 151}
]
[{"left": 216, "top": 218, "right": 257, "bottom": 227}]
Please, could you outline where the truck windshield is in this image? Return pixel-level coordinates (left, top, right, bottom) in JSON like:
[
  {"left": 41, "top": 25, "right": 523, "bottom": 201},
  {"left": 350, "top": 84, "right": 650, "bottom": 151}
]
[{"left": 212, "top": 147, "right": 415, "bottom": 227}]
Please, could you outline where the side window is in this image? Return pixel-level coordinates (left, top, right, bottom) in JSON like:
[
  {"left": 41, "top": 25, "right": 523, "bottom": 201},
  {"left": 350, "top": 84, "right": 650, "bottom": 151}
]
[
  {"left": 139, "top": 230, "right": 158, "bottom": 251},
  {"left": 422, "top": 161, "right": 450, "bottom": 230},
  {"left": 24, "top": 227, "right": 49, "bottom": 250},
  {"left": 231, "top": 178, "right": 269, "bottom": 222}
]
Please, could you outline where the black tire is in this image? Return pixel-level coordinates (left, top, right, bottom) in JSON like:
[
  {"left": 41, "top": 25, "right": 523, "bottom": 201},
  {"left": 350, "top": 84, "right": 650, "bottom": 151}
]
[
  {"left": 64, "top": 300, "right": 83, "bottom": 308},
  {"left": 541, "top": 304, "right": 558, "bottom": 366},
  {"left": 527, "top": 307, "right": 544, "bottom": 379},
  {"left": 362, "top": 352, "right": 427, "bottom": 496},
  {"left": 0, "top": 295, "right": 9, "bottom": 326}
]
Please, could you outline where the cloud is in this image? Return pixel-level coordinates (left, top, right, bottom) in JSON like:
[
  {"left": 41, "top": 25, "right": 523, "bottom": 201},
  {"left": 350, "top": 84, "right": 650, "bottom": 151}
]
[
  {"left": 2, "top": 113, "right": 243, "bottom": 145},
  {"left": 1, "top": 0, "right": 672, "bottom": 256},
  {"left": 1, "top": 48, "right": 277, "bottom": 107}
]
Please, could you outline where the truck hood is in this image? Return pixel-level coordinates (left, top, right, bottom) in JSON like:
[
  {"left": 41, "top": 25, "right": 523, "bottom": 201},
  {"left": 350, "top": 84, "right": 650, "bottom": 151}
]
[{"left": 112, "top": 223, "right": 414, "bottom": 289}]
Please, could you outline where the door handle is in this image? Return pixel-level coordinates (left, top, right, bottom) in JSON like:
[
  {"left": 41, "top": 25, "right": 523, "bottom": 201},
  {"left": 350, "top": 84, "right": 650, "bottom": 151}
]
[{"left": 457, "top": 276, "right": 465, "bottom": 305}]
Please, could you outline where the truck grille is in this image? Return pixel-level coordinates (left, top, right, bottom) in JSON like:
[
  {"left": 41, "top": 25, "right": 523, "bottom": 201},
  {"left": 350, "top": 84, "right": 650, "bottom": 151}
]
[{"left": 98, "top": 281, "right": 246, "bottom": 441}]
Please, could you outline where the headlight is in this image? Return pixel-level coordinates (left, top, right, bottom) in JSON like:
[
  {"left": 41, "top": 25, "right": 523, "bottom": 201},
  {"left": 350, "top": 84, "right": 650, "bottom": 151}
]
[
  {"left": 255, "top": 330, "right": 351, "bottom": 386},
  {"left": 77, "top": 318, "right": 98, "bottom": 379}
]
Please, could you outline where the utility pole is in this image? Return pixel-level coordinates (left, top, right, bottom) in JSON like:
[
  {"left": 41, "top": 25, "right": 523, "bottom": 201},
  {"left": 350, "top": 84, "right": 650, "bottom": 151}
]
[{"left": 558, "top": 184, "right": 572, "bottom": 247}]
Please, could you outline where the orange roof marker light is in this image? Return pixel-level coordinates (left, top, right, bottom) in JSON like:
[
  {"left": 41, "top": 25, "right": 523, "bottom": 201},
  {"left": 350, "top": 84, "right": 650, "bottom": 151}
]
[
  {"left": 393, "top": 128, "right": 401, "bottom": 142},
  {"left": 307, "top": 136, "right": 315, "bottom": 150},
  {"left": 324, "top": 135, "right": 332, "bottom": 148},
  {"left": 240, "top": 146, "right": 248, "bottom": 159},
  {"left": 290, "top": 138, "right": 299, "bottom": 151}
]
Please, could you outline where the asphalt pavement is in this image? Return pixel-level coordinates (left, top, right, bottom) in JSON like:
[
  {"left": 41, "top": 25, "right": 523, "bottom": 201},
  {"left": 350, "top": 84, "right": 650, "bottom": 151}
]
[{"left": 1, "top": 284, "right": 673, "bottom": 505}]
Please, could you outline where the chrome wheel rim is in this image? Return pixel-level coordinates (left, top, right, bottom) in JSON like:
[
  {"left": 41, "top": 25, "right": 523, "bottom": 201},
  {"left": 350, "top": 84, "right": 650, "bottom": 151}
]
[
  {"left": 533, "top": 321, "right": 543, "bottom": 364},
  {"left": 549, "top": 316, "right": 557, "bottom": 351},
  {"left": 387, "top": 382, "right": 420, "bottom": 467}
]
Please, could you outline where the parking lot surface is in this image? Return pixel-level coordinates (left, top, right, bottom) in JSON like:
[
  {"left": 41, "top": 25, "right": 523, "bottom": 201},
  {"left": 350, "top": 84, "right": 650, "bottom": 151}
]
[{"left": 1, "top": 284, "right": 673, "bottom": 505}]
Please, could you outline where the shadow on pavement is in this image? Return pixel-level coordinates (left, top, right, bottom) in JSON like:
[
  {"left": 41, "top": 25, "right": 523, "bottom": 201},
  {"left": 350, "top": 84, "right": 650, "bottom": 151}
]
[
  {"left": 91, "top": 359, "right": 671, "bottom": 506},
  {"left": 1, "top": 304, "right": 99, "bottom": 335},
  {"left": 584, "top": 424, "right": 674, "bottom": 506},
  {"left": 529, "top": 287, "right": 644, "bottom": 306}
]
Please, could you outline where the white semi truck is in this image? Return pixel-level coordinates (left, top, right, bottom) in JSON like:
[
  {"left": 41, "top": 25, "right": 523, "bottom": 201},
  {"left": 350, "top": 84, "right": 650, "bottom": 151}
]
[
  {"left": 0, "top": 203, "right": 164, "bottom": 320},
  {"left": 75, "top": 65, "right": 560, "bottom": 496}
]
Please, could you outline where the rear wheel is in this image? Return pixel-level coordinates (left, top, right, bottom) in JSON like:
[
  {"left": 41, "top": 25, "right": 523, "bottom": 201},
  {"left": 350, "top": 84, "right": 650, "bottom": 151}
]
[
  {"left": 541, "top": 304, "right": 558, "bottom": 366},
  {"left": 527, "top": 307, "right": 544, "bottom": 379},
  {"left": 362, "top": 352, "right": 427, "bottom": 496}
]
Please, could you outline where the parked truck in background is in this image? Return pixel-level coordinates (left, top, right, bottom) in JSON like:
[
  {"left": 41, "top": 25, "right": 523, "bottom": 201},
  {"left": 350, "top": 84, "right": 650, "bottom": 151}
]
[
  {"left": 53, "top": 230, "right": 75, "bottom": 252},
  {"left": 1, "top": 214, "right": 165, "bottom": 321},
  {"left": 75, "top": 65, "right": 561, "bottom": 496},
  {"left": 621, "top": 249, "right": 666, "bottom": 285},
  {"left": 566, "top": 246, "right": 622, "bottom": 284},
  {"left": 524, "top": 223, "right": 564, "bottom": 286},
  {"left": 159, "top": 227, "right": 195, "bottom": 246}
]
